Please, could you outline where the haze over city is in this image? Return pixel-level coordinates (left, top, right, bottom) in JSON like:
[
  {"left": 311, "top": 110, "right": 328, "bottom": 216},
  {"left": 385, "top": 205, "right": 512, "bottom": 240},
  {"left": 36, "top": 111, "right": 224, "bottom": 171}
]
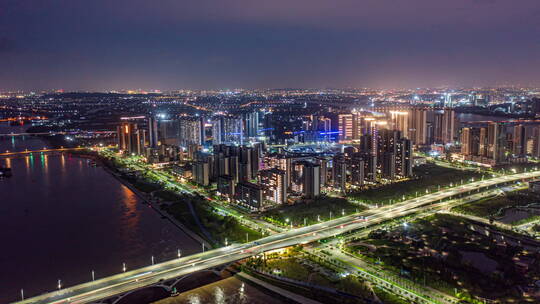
[
  {"left": 1, "top": 0, "right": 540, "bottom": 90},
  {"left": 4, "top": 1, "right": 540, "bottom": 304}
]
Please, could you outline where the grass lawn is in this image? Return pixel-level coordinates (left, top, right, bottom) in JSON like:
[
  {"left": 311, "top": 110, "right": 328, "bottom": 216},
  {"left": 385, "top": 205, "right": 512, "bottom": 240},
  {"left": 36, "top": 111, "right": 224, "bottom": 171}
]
[
  {"left": 159, "top": 190, "right": 263, "bottom": 245},
  {"left": 265, "top": 258, "right": 330, "bottom": 285},
  {"left": 452, "top": 189, "right": 540, "bottom": 219},
  {"left": 255, "top": 256, "right": 372, "bottom": 303},
  {"left": 132, "top": 180, "right": 161, "bottom": 193},
  {"left": 261, "top": 196, "right": 366, "bottom": 226},
  {"left": 373, "top": 287, "right": 409, "bottom": 304},
  {"left": 347, "top": 213, "right": 538, "bottom": 302},
  {"left": 350, "top": 163, "right": 485, "bottom": 205}
]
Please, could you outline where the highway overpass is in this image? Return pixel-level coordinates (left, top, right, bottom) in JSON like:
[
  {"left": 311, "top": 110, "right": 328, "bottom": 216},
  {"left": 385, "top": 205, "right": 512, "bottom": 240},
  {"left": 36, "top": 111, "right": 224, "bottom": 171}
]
[{"left": 13, "top": 170, "right": 540, "bottom": 304}]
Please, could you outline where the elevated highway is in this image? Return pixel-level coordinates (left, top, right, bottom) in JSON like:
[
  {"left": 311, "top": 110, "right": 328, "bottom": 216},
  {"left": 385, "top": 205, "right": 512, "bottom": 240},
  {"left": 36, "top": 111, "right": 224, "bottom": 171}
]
[{"left": 13, "top": 170, "right": 540, "bottom": 304}]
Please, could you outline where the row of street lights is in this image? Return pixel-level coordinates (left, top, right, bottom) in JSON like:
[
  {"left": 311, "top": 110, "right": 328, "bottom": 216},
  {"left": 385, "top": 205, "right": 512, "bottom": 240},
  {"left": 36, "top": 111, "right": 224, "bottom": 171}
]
[{"left": 21, "top": 248, "right": 188, "bottom": 301}]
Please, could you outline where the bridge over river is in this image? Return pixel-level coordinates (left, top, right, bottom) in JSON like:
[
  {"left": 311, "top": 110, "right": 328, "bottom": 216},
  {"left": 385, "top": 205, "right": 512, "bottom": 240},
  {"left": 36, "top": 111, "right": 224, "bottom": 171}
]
[{"left": 12, "top": 171, "right": 540, "bottom": 304}]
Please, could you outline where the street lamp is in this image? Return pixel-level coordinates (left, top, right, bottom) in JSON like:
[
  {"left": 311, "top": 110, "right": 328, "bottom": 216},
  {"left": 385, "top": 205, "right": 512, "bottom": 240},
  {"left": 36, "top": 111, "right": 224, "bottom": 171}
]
[
  {"left": 177, "top": 249, "right": 182, "bottom": 258},
  {"left": 57, "top": 279, "right": 62, "bottom": 290},
  {"left": 151, "top": 255, "right": 155, "bottom": 265},
  {"left": 92, "top": 270, "right": 95, "bottom": 281},
  {"left": 122, "top": 262, "right": 126, "bottom": 272}
]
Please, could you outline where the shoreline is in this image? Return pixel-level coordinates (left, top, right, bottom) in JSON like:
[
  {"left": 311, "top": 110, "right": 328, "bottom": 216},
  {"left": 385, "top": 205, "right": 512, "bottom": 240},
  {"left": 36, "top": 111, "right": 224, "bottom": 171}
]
[{"left": 89, "top": 153, "right": 212, "bottom": 249}]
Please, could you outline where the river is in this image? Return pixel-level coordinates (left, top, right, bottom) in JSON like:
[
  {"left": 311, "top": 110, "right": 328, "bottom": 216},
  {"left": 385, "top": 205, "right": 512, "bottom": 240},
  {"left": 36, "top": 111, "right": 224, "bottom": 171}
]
[{"left": 0, "top": 122, "right": 201, "bottom": 303}]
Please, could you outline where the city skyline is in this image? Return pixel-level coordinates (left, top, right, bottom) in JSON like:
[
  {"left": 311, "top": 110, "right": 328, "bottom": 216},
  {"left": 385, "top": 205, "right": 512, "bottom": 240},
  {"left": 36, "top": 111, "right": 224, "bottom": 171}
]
[
  {"left": 2, "top": 0, "right": 540, "bottom": 91},
  {"left": 4, "top": 2, "right": 540, "bottom": 303}
]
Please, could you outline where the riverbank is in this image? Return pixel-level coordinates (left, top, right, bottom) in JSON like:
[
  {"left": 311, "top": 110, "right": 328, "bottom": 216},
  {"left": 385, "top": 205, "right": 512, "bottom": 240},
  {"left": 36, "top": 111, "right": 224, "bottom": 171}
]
[
  {"left": 98, "top": 159, "right": 212, "bottom": 249},
  {"left": 94, "top": 150, "right": 263, "bottom": 247},
  {"left": 0, "top": 151, "right": 202, "bottom": 303}
]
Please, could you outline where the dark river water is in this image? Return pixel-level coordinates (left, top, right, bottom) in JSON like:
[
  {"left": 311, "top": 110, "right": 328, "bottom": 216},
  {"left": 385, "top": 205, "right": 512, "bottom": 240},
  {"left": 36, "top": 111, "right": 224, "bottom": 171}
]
[{"left": 0, "top": 123, "right": 201, "bottom": 303}]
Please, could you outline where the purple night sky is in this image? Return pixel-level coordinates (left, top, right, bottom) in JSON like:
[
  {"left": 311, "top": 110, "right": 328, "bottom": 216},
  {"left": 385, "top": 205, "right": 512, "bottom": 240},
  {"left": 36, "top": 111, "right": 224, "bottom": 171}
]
[{"left": 1, "top": 0, "right": 539, "bottom": 90}]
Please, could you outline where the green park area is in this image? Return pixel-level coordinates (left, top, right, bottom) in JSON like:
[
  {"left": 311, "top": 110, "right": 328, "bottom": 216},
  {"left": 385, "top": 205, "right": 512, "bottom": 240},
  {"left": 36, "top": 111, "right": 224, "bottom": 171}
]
[
  {"left": 245, "top": 249, "right": 377, "bottom": 304},
  {"left": 452, "top": 189, "right": 540, "bottom": 225},
  {"left": 345, "top": 213, "right": 540, "bottom": 303},
  {"left": 261, "top": 196, "right": 366, "bottom": 226},
  {"left": 156, "top": 190, "right": 262, "bottom": 246},
  {"left": 351, "top": 163, "right": 485, "bottom": 205}
]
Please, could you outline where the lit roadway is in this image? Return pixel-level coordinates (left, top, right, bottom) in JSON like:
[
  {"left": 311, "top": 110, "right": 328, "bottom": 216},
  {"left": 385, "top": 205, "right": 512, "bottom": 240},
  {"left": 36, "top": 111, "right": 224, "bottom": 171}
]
[{"left": 13, "top": 170, "right": 540, "bottom": 304}]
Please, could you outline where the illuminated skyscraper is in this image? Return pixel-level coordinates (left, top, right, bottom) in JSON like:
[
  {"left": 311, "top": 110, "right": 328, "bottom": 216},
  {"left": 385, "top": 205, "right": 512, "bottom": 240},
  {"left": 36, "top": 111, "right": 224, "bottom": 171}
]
[
  {"left": 117, "top": 122, "right": 143, "bottom": 155},
  {"left": 513, "top": 124, "right": 526, "bottom": 156},
  {"left": 244, "top": 111, "right": 260, "bottom": 138},
  {"left": 259, "top": 168, "right": 287, "bottom": 205},
  {"left": 487, "top": 122, "right": 506, "bottom": 163},
  {"left": 390, "top": 111, "right": 408, "bottom": 139},
  {"left": 433, "top": 109, "right": 455, "bottom": 144},
  {"left": 532, "top": 126, "right": 540, "bottom": 158},
  {"left": 179, "top": 116, "right": 204, "bottom": 147},
  {"left": 148, "top": 116, "right": 158, "bottom": 148},
  {"left": 212, "top": 116, "right": 244, "bottom": 145},
  {"left": 409, "top": 108, "right": 427, "bottom": 145},
  {"left": 461, "top": 127, "right": 472, "bottom": 155}
]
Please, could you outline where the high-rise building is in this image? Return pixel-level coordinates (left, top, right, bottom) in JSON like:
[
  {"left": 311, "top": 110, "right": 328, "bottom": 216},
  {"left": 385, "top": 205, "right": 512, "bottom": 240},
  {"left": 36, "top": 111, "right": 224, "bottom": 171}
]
[
  {"left": 259, "top": 168, "right": 287, "bottom": 205},
  {"left": 217, "top": 175, "right": 236, "bottom": 200},
  {"left": 349, "top": 154, "right": 365, "bottom": 186},
  {"left": 338, "top": 114, "right": 354, "bottom": 141},
  {"left": 533, "top": 126, "right": 540, "bottom": 158},
  {"left": 244, "top": 111, "right": 260, "bottom": 138},
  {"left": 433, "top": 109, "right": 455, "bottom": 144},
  {"left": 513, "top": 124, "right": 526, "bottom": 156},
  {"left": 396, "top": 138, "right": 413, "bottom": 177},
  {"left": 117, "top": 122, "right": 143, "bottom": 155},
  {"left": 381, "top": 152, "right": 396, "bottom": 180},
  {"left": 390, "top": 111, "right": 409, "bottom": 139},
  {"left": 479, "top": 127, "right": 488, "bottom": 157},
  {"left": 332, "top": 154, "right": 347, "bottom": 193},
  {"left": 158, "top": 119, "right": 180, "bottom": 146},
  {"left": 409, "top": 108, "right": 427, "bottom": 145},
  {"left": 179, "top": 116, "right": 204, "bottom": 147},
  {"left": 487, "top": 122, "right": 506, "bottom": 163},
  {"left": 193, "top": 160, "right": 210, "bottom": 186},
  {"left": 212, "top": 116, "right": 244, "bottom": 145},
  {"left": 303, "top": 162, "right": 320, "bottom": 199},
  {"left": 148, "top": 116, "right": 158, "bottom": 148},
  {"left": 235, "top": 182, "right": 263, "bottom": 211},
  {"left": 461, "top": 127, "right": 472, "bottom": 155}
]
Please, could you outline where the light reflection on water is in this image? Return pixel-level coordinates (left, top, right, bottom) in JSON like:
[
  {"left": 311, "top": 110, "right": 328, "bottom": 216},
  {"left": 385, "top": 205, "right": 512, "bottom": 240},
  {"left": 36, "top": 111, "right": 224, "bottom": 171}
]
[
  {"left": 0, "top": 134, "right": 201, "bottom": 303},
  {"left": 187, "top": 294, "right": 201, "bottom": 304},
  {"left": 161, "top": 277, "right": 284, "bottom": 304},
  {"left": 214, "top": 286, "right": 225, "bottom": 304}
]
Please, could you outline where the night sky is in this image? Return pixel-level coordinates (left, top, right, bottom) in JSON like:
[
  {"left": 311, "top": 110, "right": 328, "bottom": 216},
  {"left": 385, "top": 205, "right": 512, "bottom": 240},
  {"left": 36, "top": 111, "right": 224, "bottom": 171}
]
[{"left": 1, "top": 0, "right": 540, "bottom": 91}]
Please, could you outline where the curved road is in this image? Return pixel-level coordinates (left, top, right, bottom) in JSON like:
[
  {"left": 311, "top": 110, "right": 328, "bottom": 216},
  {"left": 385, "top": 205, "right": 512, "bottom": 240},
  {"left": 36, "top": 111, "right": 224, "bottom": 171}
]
[{"left": 13, "top": 170, "right": 540, "bottom": 304}]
